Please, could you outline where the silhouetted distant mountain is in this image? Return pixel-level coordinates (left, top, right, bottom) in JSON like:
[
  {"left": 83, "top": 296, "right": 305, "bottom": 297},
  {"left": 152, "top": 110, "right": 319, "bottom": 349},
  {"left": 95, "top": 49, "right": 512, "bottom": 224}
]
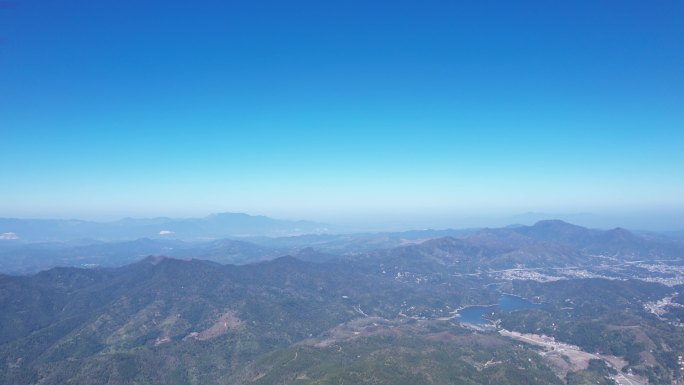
[
  {"left": 529, "top": 220, "right": 682, "bottom": 257},
  {"left": 0, "top": 213, "right": 329, "bottom": 242},
  {"left": 347, "top": 220, "right": 684, "bottom": 273},
  {"left": 469, "top": 220, "right": 683, "bottom": 259},
  {"left": 514, "top": 220, "right": 595, "bottom": 243}
]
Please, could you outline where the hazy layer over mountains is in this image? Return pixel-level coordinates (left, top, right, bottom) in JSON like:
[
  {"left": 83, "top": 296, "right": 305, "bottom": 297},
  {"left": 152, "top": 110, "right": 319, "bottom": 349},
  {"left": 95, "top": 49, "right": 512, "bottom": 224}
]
[
  {"left": 0, "top": 212, "right": 328, "bottom": 242},
  {"left": 1, "top": 214, "right": 683, "bottom": 275}
]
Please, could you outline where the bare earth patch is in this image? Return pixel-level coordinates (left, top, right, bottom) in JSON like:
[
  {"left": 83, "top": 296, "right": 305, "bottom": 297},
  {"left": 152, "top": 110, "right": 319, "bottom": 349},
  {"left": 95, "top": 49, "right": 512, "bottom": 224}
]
[
  {"left": 194, "top": 310, "right": 244, "bottom": 341},
  {"left": 499, "top": 329, "right": 648, "bottom": 385}
]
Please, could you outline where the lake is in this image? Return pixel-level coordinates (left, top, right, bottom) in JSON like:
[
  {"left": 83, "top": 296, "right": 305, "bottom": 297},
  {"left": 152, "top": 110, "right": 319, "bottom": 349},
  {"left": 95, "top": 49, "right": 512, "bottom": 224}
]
[{"left": 456, "top": 294, "right": 541, "bottom": 326}]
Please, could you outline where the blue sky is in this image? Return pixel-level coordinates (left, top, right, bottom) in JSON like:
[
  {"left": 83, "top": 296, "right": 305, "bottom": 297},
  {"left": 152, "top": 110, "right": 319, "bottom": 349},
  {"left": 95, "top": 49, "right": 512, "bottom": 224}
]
[{"left": 1, "top": 1, "right": 683, "bottom": 229}]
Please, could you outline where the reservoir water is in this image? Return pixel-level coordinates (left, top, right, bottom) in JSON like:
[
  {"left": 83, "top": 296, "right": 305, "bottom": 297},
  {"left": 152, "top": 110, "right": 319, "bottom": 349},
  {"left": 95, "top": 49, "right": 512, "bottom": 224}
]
[
  {"left": 456, "top": 304, "right": 497, "bottom": 325},
  {"left": 456, "top": 294, "right": 541, "bottom": 326}
]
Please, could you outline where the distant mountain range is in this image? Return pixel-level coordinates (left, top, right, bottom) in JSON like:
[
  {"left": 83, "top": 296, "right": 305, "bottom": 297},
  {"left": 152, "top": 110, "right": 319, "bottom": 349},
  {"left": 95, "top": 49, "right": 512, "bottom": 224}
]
[
  {"left": 1, "top": 219, "right": 683, "bottom": 275},
  {"left": 0, "top": 227, "right": 477, "bottom": 274},
  {"left": 356, "top": 220, "right": 684, "bottom": 274},
  {"left": 0, "top": 212, "right": 329, "bottom": 242}
]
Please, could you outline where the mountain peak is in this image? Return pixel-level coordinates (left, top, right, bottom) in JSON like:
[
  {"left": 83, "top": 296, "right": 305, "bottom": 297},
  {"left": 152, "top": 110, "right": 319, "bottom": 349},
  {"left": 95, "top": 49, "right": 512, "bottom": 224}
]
[
  {"left": 514, "top": 220, "right": 594, "bottom": 243},
  {"left": 532, "top": 219, "right": 580, "bottom": 229}
]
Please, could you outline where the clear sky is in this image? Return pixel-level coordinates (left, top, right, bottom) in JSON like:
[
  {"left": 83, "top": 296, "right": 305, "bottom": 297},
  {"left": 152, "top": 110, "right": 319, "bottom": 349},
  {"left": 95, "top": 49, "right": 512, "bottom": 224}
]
[{"left": 1, "top": 1, "right": 683, "bottom": 229}]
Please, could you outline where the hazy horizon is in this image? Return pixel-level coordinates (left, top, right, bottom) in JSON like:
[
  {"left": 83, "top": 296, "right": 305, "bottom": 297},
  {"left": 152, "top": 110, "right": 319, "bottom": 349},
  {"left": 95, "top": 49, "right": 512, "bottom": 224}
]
[
  {"left": 1, "top": 210, "right": 683, "bottom": 233},
  {"left": 2, "top": 1, "right": 683, "bottom": 232}
]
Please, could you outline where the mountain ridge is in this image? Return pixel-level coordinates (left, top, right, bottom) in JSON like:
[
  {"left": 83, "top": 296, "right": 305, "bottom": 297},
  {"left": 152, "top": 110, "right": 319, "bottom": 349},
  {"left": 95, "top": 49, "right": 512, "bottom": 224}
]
[{"left": 2, "top": 219, "right": 683, "bottom": 275}]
